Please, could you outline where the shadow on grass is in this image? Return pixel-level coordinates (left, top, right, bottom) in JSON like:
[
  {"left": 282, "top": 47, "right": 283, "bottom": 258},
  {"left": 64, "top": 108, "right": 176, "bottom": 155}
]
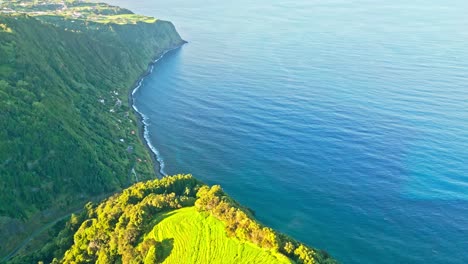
[{"left": 152, "top": 211, "right": 177, "bottom": 226}]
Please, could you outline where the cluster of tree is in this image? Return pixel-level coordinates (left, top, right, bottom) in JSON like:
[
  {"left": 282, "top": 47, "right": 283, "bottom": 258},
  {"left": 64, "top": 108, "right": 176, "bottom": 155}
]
[
  {"left": 0, "top": 4, "right": 184, "bottom": 255},
  {"left": 195, "top": 185, "right": 337, "bottom": 264},
  {"left": 46, "top": 175, "right": 201, "bottom": 264}
]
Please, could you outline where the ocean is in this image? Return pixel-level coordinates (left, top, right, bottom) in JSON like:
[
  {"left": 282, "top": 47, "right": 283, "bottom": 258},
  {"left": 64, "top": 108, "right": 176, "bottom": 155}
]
[{"left": 111, "top": 0, "right": 468, "bottom": 263}]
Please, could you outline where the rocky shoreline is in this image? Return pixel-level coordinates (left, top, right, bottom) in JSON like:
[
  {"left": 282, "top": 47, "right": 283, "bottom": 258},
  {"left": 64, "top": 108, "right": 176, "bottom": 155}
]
[{"left": 128, "top": 41, "right": 187, "bottom": 178}]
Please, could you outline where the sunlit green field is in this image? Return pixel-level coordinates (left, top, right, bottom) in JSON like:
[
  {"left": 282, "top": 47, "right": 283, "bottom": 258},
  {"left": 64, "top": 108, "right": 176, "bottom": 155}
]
[
  {"left": 145, "top": 207, "right": 292, "bottom": 264},
  {"left": 89, "top": 14, "right": 156, "bottom": 24}
]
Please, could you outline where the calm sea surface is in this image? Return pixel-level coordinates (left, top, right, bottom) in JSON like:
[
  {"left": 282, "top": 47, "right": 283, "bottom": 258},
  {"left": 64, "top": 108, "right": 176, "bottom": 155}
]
[{"left": 111, "top": 0, "right": 467, "bottom": 263}]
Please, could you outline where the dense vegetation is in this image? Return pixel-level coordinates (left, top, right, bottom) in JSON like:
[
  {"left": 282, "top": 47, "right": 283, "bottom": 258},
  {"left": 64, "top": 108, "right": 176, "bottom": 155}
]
[
  {"left": 0, "top": 0, "right": 185, "bottom": 257},
  {"left": 10, "top": 175, "right": 336, "bottom": 264}
]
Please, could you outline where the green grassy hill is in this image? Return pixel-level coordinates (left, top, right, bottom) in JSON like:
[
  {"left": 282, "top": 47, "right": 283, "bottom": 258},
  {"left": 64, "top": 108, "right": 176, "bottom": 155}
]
[
  {"left": 0, "top": 0, "right": 185, "bottom": 257},
  {"left": 10, "top": 175, "right": 336, "bottom": 264},
  {"left": 147, "top": 207, "right": 292, "bottom": 264}
]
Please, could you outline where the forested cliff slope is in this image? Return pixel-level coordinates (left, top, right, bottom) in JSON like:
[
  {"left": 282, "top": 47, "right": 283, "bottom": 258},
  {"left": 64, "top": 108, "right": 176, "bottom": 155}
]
[{"left": 0, "top": 0, "right": 184, "bottom": 256}]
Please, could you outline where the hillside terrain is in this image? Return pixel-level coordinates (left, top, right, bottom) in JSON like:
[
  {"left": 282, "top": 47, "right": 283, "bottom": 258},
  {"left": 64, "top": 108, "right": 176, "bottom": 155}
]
[{"left": 0, "top": 0, "right": 184, "bottom": 257}]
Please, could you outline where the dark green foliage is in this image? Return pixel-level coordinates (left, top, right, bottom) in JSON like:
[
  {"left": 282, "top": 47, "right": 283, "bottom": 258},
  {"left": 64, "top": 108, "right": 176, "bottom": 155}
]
[
  {"left": 0, "top": 0, "right": 185, "bottom": 256},
  {"left": 8, "top": 212, "right": 87, "bottom": 264}
]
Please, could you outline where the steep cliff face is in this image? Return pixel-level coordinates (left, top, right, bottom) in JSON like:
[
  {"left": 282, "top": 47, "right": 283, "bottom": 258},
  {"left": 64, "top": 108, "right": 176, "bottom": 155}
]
[{"left": 0, "top": 10, "right": 185, "bottom": 256}]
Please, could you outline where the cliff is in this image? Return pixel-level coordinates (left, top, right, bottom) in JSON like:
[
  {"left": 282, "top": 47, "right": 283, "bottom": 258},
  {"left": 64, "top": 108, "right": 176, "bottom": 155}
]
[{"left": 0, "top": 1, "right": 184, "bottom": 257}]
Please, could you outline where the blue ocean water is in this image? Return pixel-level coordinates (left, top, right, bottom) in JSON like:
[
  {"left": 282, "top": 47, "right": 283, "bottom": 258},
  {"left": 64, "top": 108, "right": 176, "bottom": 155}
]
[{"left": 114, "top": 0, "right": 468, "bottom": 263}]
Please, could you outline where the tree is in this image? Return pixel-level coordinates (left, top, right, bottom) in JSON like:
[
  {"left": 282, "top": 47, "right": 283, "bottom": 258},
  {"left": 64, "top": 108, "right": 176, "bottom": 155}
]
[{"left": 0, "top": 80, "right": 9, "bottom": 89}]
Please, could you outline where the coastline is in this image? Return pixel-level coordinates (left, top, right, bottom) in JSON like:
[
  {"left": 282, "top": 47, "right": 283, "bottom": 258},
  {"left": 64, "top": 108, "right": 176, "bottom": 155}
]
[
  {"left": 2, "top": 41, "right": 187, "bottom": 262},
  {"left": 128, "top": 41, "right": 187, "bottom": 178}
]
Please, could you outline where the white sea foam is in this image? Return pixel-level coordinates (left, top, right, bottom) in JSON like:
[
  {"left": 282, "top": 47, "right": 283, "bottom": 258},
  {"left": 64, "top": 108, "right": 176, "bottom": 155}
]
[{"left": 130, "top": 47, "right": 181, "bottom": 177}]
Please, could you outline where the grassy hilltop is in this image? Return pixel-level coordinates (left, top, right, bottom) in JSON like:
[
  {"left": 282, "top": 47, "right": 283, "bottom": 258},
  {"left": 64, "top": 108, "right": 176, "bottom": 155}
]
[
  {"left": 0, "top": 1, "right": 337, "bottom": 263},
  {"left": 10, "top": 175, "right": 336, "bottom": 264}
]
